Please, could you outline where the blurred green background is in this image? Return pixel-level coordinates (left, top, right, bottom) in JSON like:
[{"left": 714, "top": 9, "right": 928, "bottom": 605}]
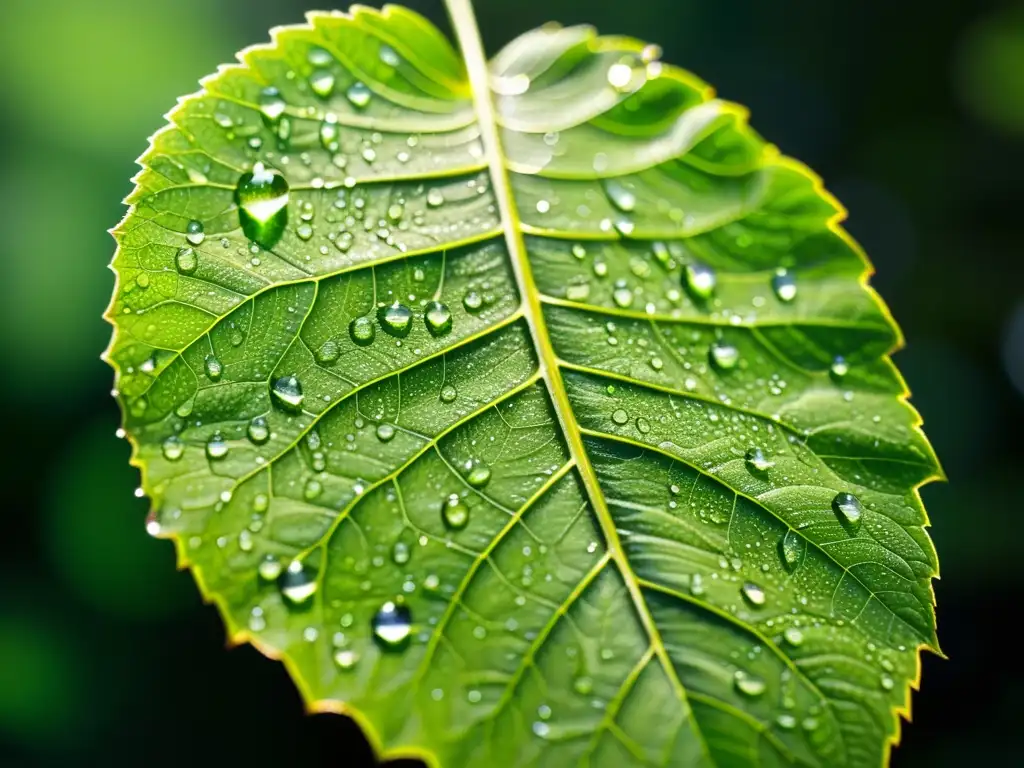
[{"left": 0, "top": 0, "right": 1021, "bottom": 765}]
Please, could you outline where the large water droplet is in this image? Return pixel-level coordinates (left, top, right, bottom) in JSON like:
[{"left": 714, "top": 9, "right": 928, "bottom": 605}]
[
  {"left": 441, "top": 493, "right": 469, "bottom": 530},
  {"left": 612, "top": 283, "right": 633, "bottom": 308},
  {"left": 734, "top": 670, "right": 766, "bottom": 697},
  {"left": 462, "top": 290, "right": 482, "bottom": 312},
  {"left": 611, "top": 408, "right": 629, "bottom": 425},
  {"left": 378, "top": 303, "right": 413, "bottom": 337},
  {"left": 349, "top": 316, "right": 376, "bottom": 346},
  {"left": 206, "top": 434, "right": 229, "bottom": 460},
  {"left": 745, "top": 447, "right": 774, "bottom": 473},
  {"left": 185, "top": 220, "right": 205, "bottom": 246},
  {"left": 279, "top": 559, "right": 318, "bottom": 605},
  {"left": 779, "top": 530, "right": 804, "bottom": 572},
  {"left": 376, "top": 423, "right": 396, "bottom": 442},
  {"left": 710, "top": 341, "right": 740, "bottom": 370},
  {"left": 424, "top": 301, "right": 453, "bottom": 337},
  {"left": 346, "top": 82, "right": 372, "bottom": 108},
  {"left": 271, "top": 376, "right": 304, "bottom": 412},
  {"left": 832, "top": 492, "right": 863, "bottom": 532},
  {"left": 772, "top": 269, "right": 797, "bottom": 302},
  {"left": 236, "top": 162, "right": 289, "bottom": 249},
  {"left": 258, "top": 556, "right": 283, "bottom": 581},
  {"left": 784, "top": 627, "right": 804, "bottom": 647},
  {"left": 176, "top": 246, "right": 198, "bottom": 274},
  {"left": 426, "top": 188, "right": 445, "bottom": 207},
  {"left": 371, "top": 600, "right": 412, "bottom": 648},
  {"left": 440, "top": 384, "right": 458, "bottom": 403},
  {"left": 741, "top": 581, "right": 766, "bottom": 607},
  {"left": 466, "top": 464, "right": 491, "bottom": 488},
  {"left": 684, "top": 262, "right": 716, "bottom": 300}
]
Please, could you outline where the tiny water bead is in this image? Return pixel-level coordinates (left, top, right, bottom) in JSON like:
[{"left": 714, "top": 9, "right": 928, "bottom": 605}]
[
  {"left": 779, "top": 530, "right": 804, "bottom": 572},
  {"left": 744, "top": 447, "right": 774, "bottom": 473},
  {"left": 248, "top": 416, "right": 270, "bottom": 445},
  {"left": 832, "top": 492, "right": 863, "bottom": 532},
  {"left": 440, "top": 384, "right": 458, "bottom": 403},
  {"left": 376, "top": 423, "right": 396, "bottom": 442},
  {"left": 378, "top": 302, "right": 413, "bottom": 337},
  {"left": 741, "top": 581, "right": 766, "bottom": 607},
  {"left": 346, "top": 81, "right": 372, "bottom": 108},
  {"left": 185, "top": 220, "right": 205, "bottom": 246},
  {"left": 772, "top": 269, "right": 797, "bottom": 302},
  {"left": 733, "top": 670, "right": 767, "bottom": 697},
  {"left": 204, "top": 354, "right": 223, "bottom": 381},
  {"left": 424, "top": 301, "right": 453, "bottom": 337},
  {"left": 206, "top": 434, "right": 229, "bottom": 460},
  {"left": 466, "top": 464, "right": 491, "bottom": 488},
  {"left": 684, "top": 261, "right": 716, "bottom": 300},
  {"left": 441, "top": 493, "right": 469, "bottom": 530},
  {"left": 279, "top": 560, "right": 318, "bottom": 605},
  {"left": 830, "top": 355, "right": 850, "bottom": 379},
  {"left": 371, "top": 601, "right": 412, "bottom": 649},
  {"left": 271, "top": 376, "right": 304, "bottom": 412},
  {"left": 236, "top": 162, "right": 290, "bottom": 249},
  {"left": 162, "top": 435, "right": 184, "bottom": 461},
  {"left": 710, "top": 341, "right": 740, "bottom": 370},
  {"left": 349, "top": 315, "right": 376, "bottom": 346},
  {"left": 176, "top": 246, "right": 198, "bottom": 274}
]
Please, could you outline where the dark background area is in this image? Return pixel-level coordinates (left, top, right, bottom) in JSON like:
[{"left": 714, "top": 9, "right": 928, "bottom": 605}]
[{"left": 0, "top": 0, "right": 1021, "bottom": 765}]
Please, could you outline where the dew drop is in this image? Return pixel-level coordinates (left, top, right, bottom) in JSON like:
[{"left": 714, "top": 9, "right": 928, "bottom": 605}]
[
  {"left": 376, "top": 423, "right": 396, "bottom": 442},
  {"left": 607, "top": 62, "right": 635, "bottom": 91},
  {"left": 258, "top": 556, "right": 282, "bottom": 581},
  {"left": 204, "top": 354, "right": 223, "bottom": 381},
  {"left": 279, "top": 559, "right": 318, "bottom": 605},
  {"left": 378, "top": 302, "right": 413, "bottom": 337},
  {"left": 346, "top": 82, "right": 372, "bottom": 108},
  {"left": 379, "top": 44, "right": 401, "bottom": 67},
  {"left": 441, "top": 493, "right": 469, "bottom": 530},
  {"left": 271, "top": 376, "right": 304, "bottom": 412},
  {"left": 684, "top": 261, "right": 716, "bottom": 300},
  {"left": 206, "top": 434, "right": 229, "bottom": 460},
  {"left": 349, "top": 315, "right": 376, "bottom": 346},
  {"left": 391, "top": 541, "right": 410, "bottom": 565},
  {"left": 880, "top": 674, "right": 894, "bottom": 691},
  {"left": 784, "top": 627, "right": 804, "bottom": 647},
  {"left": 162, "top": 435, "right": 184, "bottom": 461},
  {"left": 303, "top": 478, "right": 322, "bottom": 500},
  {"left": 611, "top": 408, "right": 629, "bottom": 425},
  {"left": 258, "top": 87, "right": 287, "bottom": 122},
  {"left": 744, "top": 447, "right": 774, "bottom": 473},
  {"left": 440, "top": 384, "right": 458, "bottom": 403},
  {"left": 741, "top": 581, "right": 766, "bottom": 607},
  {"left": 779, "top": 530, "right": 804, "bottom": 572},
  {"left": 309, "top": 69, "right": 335, "bottom": 98},
  {"left": 333, "top": 649, "right": 359, "bottom": 670},
  {"left": 734, "top": 670, "right": 766, "bottom": 697},
  {"left": 832, "top": 492, "right": 863, "bottom": 532},
  {"left": 236, "top": 162, "right": 289, "bottom": 249},
  {"left": 371, "top": 600, "right": 412, "bottom": 648},
  {"left": 777, "top": 714, "right": 797, "bottom": 730},
  {"left": 606, "top": 180, "right": 636, "bottom": 212},
  {"left": 426, "top": 188, "right": 445, "bottom": 207},
  {"left": 772, "top": 269, "right": 797, "bottom": 302},
  {"left": 176, "top": 246, "right": 198, "bottom": 274},
  {"left": 185, "top": 220, "right": 205, "bottom": 246},
  {"left": 316, "top": 340, "right": 340, "bottom": 365},
  {"left": 636, "top": 417, "right": 651, "bottom": 434},
  {"left": 248, "top": 416, "right": 270, "bottom": 445},
  {"left": 462, "top": 291, "right": 483, "bottom": 312},
  {"left": 424, "top": 301, "right": 453, "bottom": 337},
  {"left": 710, "top": 341, "right": 740, "bottom": 370},
  {"left": 466, "top": 464, "right": 491, "bottom": 488},
  {"left": 574, "top": 676, "right": 593, "bottom": 695},
  {"left": 830, "top": 356, "right": 850, "bottom": 379},
  {"left": 612, "top": 283, "right": 633, "bottom": 308}
]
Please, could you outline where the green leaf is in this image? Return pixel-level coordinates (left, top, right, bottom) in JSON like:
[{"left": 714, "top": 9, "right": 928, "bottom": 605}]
[{"left": 104, "top": 3, "right": 942, "bottom": 766}]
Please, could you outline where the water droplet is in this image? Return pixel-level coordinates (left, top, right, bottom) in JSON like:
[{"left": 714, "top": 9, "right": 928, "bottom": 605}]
[
  {"left": 536, "top": 199, "right": 550, "bottom": 214},
  {"left": 772, "top": 269, "right": 797, "bottom": 302},
  {"left": 376, "top": 423, "right": 396, "bottom": 442},
  {"left": 391, "top": 541, "right": 410, "bottom": 565},
  {"left": 206, "top": 434, "right": 228, "bottom": 460},
  {"left": 636, "top": 417, "right": 651, "bottom": 434},
  {"left": 271, "top": 376, "right": 304, "bottom": 412},
  {"left": 466, "top": 464, "right": 491, "bottom": 488},
  {"left": 253, "top": 493, "right": 270, "bottom": 513},
  {"left": 607, "top": 62, "right": 635, "bottom": 91},
  {"left": 802, "top": 717, "right": 819, "bottom": 732},
  {"left": 378, "top": 303, "right": 413, "bottom": 337},
  {"left": 247, "top": 416, "right": 270, "bottom": 445},
  {"left": 349, "top": 316, "right": 376, "bottom": 346},
  {"left": 236, "top": 162, "right": 289, "bottom": 249},
  {"left": 784, "top": 627, "right": 804, "bottom": 646},
  {"left": 532, "top": 721, "right": 550, "bottom": 738},
  {"left": 441, "top": 493, "right": 469, "bottom": 530},
  {"left": 734, "top": 670, "right": 766, "bottom": 697},
  {"left": 830, "top": 356, "right": 849, "bottom": 379},
  {"left": 573, "top": 676, "right": 593, "bottom": 695},
  {"left": 257, "top": 556, "right": 281, "bottom": 581},
  {"left": 440, "top": 384, "right": 458, "bottom": 403},
  {"left": 176, "top": 246, "right": 197, "bottom": 274},
  {"left": 462, "top": 291, "right": 482, "bottom": 312},
  {"left": 333, "top": 648, "right": 359, "bottom": 670},
  {"left": 745, "top": 447, "right": 774, "bottom": 473},
  {"left": 777, "top": 714, "right": 797, "bottom": 730},
  {"left": 309, "top": 69, "right": 335, "bottom": 98},
  {"left": 136, "top": 273, "right": 150, "bottom": 289},
  {"left": 371, "top": 601, "right": 412, "bottom": 648},
  {"left": 185, "top": 220, "right": 205, "bottom": 246},
  {"left": 379, "top": 44, "right": 400, "bottom": 67},
  {"left": 279, "top": 559, "right": 318, "bottom": 605},
  {"left": 204, "top": 354, "right": 223, "bottom": 381},
  {"left": 315, "top": 340, "right": 340, "bottom": 365},
  {"left": 303, "top": 478, "right": 322, "bottom": 500},
  {"left": 710, "top": 341, "right": 740, "bottom": 370},
  {"left": 611, "top": 408, "right": 629, "bottom": 425},
  {"left": 684, "top": 262, "right": 716, "bottom": 300},
  {"left": 779, "top": 530, "right": 804, "bottom": 572},
  {"left": 162, "top": 435, "right": 184, "bottom": 461},
  {"left": 612, "top": 283, "right": 633, "bottom": 308},
  {"left": 741, "top": 581, "right": 766, "bottom": 607},
  {"left": 880, "top": 674, "right": 894, "bottom": 691},
  {"left": 832, "top": 492, "right": 863, "bottom": 532},
  {"left": 258, "top": 87, "right": 287, "bottom": 122},
  {"left": 606, "top": 180, "right": 636, "bottom": 212},
  {"left": 424, "top": 301, "right": 453, "bottom": 337},
  {"left": 426, "top": 188, "right": 445, "bottom": 207},
  {"left": 346, "top": 82, "right": 371, "bottom": 108}
]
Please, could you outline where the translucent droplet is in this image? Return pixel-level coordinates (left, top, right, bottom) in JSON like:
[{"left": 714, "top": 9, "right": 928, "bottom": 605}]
[
  {"left": 607, "top": 62, "right": 635, "bottom": 91},
  {"left": 349, "top": 316, "right": 376, "bottom": 346},
  {"left": 636, "top": 417, "right": 651, "bottom": 434},
  {"left": 206, "top": 434, "right": 229, "bottom": 460},
  {"left": 462, "top": 291, "right": 482, "bottom": 312},
  {"left": 391, "top": 541, "right": 410, "bottom": 565},
  {"left": 176, "top": 246, "right": 197, "bottom": 274},
  {"left": 309, "top": 69, "right": 335, "bottom": 98},
  {"left": 236, "top": 162, "right": 289, "bottom": 249},
  {"left": 745, "top": 447, "right": 774, "bottom": 473},
  {"left": 258, "top": 556, "right": 282, "bottom": 581},
  {"left": 247, "top": 416, "right": 270, "bottom": 445},
  {"left": 204, "top": 354, "right": 223, "bottom": 381},
  {"left": 772, "top": 269, "right": 797, "bottom": 302},
  {"left": 880, "top": 674, "right": 894, "bottom": 691},
  {"left": 378, "top": 303, "right": 413, "bottom": 338},
  {"left": 606, "top": 180, "right": 636, "bottom": 212},
  {"left": 611, "top": 408, "right": 629, "bottom": 425},
  {"left": 684, "top": 262, "right": 716, "bottom": 300},
  {"left": 424, "top": 301, "right": 453, "bottom": 337},
  {"left": 303, "top": 478, "right": 322, "bottom": 500},
  {"left": 734, "top": 670, "right": 766, "bottom": 697},
  {"left": 466, "top": 464, "right": 491, "bottom": 488},
  {"left": 741, "top": 581, "right": 766, "bottom": 607},
  {"left": 162, "top": 435, "right": 184, "bottom": 461},
  {"left": 258, "top": 87, "right": 287, "bottom": 122},
  {"left": 779, "top": 530, "right": 804, "bottom": 572},
  {"left": 316, "top": 340, "right": 340, "bottom": 365},
  {"left": 573, "top": 676, "right": 593, "bottom": 695},
  {"left": 376, "top": 423, "right": 396, "bottom": 442},
  {"left": 440, "top": 384, "right": 458, "bottom": 403},
  {"left": 271, "top": 376, "right": 304, "bottom": 412},
  {"left": 612, "top": 283, "right": 633, "bottom": 308},
  {"left": 346, "top": 82, "right": 371, "bottom": 108},
  {"left": 371, "top": 600, "right": 412, "bottom": 648},
  {"left": 784, "top": 627, "right": 804, "bottom": 646},
  {"left": 832, "top": 492, "right": 863, "bottom": 532},
  {"left": 441, "top": 493, "right": 469, "bottom": 530},
  {"left": 185, "top": 220, "right": 205, "bottom": 246},
  {"left": 710, "top": 341, "right": 740, "bottom": 370},
  {"left": 333, "top": 648, "right": 359, "bottom": 670},
  {"left": 830, "top": 356, "right": 849, "bottom": 379},
  {"left": 777, "top": 714, "right": 797, "bottom": 730},
  {"left": 426, "top": 189, "right": 445, "bottom": 207},
  {"left": 379, "top": 44, "right": 400, "bottom": 66},
  {"left": 279, "top": 559, "right": 318, "bottom": 605}
]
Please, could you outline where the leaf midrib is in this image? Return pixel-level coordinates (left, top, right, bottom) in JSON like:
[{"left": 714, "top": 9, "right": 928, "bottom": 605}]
[{"left": 444, "top": 0, "right": 715, "bottom": 762}]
